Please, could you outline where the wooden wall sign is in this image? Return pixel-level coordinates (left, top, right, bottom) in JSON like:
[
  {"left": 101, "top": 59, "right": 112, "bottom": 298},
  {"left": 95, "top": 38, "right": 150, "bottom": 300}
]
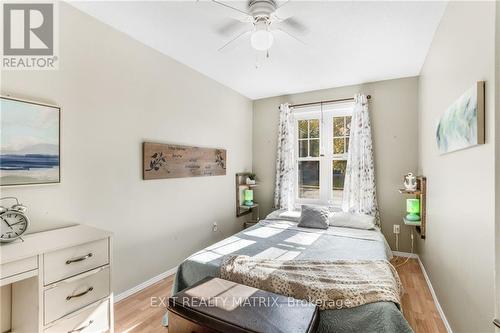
[{"left": 143, "top": 142, "right": 226, "bottom": 180}]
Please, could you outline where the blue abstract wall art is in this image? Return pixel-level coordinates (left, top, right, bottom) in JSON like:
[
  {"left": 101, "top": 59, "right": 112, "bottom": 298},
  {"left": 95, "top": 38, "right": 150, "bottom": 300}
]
[
  {"left": 1, "top": 97, "right": 60, "bottom": 186},
  {"left": 436, "top": 82, "right": 485, "bottom": 154}
]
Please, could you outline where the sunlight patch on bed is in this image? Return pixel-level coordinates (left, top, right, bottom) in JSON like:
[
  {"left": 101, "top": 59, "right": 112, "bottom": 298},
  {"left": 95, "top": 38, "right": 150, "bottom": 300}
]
[
  {"left": 190, "top": 250, "right": 223, "bottom": 263},
  {"left": 190, "top": 238, "right": 256, "bottom": 263},
  {"left": 205, "top": 236, "right": 242, "bottom": 251},
  {"left": 284, "top": 232, "right": 321, "bottom": 245},
  {"left": 253, "top": 247, "right": 300, "bottom": 260},
  {"left": 277, "top": 243, "right": 306, "bottom": 250},
  {"left": 215, "top": 239, "right": 256, "bottom": 254},
  {"left": 244, "top": 226, "right": 284, "bottom": 238}
]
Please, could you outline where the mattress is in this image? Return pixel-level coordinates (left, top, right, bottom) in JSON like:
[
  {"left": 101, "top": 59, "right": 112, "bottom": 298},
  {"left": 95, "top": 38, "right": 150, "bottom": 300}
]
[{"left": 166, "top": 219, "right": 412, "bottom": 333}]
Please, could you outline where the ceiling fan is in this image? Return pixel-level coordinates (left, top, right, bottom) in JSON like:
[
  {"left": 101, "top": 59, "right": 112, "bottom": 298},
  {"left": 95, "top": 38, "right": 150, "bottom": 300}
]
[{"left": 211, "top": 0, "right": 308, "bottom": 54}]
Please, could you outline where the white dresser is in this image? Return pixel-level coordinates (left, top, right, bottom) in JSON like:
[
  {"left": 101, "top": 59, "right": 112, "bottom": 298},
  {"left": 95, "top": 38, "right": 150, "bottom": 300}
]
[{"left": 0, "top": 225, "right": 113, "bottom": 333}]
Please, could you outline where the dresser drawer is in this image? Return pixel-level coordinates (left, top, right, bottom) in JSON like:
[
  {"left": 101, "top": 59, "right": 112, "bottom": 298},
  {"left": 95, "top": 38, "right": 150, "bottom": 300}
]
[
  {"left": 1, "top": 256, "right": 37, "bottom": 280},
  {"left": 44, "top": 298, "right": 110, "bottom": 333},
  {"left": 44, "top": 266, "right": 110, "bottom": 325},
  {"left": 44, "top": 239, "right": 109, "bottom": 285}
]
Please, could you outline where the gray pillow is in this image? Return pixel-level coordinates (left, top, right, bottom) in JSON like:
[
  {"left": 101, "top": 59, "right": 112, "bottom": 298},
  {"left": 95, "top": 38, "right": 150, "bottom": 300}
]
[{"left": 298, "top": 205, "right": 329, "bottom": 229}]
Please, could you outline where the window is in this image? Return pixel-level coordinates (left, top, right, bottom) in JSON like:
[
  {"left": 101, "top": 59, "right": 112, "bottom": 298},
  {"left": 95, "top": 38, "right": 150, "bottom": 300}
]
[
  {"left": 297, "top": 119, "right": 320, "bottom": 199},
  {"left": 294, "top": 102, "right": 353, "bottom": 208},
  {"left": 332, "top": 115, "right": 351, "bottom": 206}
]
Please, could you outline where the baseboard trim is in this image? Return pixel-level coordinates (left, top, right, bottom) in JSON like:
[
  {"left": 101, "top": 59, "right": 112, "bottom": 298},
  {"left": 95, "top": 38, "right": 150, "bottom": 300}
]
[
  {"left": 114, "top": 266, "right": 177, "bottom": 303},
  {"left": 392, "top": 251, "right": 419, "bottom": 258},
  {"left": 416, "top": 257, "right": 453, "bottom": 333}
]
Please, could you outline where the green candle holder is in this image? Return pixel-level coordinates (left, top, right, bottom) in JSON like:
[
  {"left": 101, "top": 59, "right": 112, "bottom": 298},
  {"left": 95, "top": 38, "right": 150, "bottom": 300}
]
[
  {"left": 406, "top": 198, "right": 420, "bottom": 221},
  {"left": 244, "top": 189, "right": 254, "bottom": 206}
]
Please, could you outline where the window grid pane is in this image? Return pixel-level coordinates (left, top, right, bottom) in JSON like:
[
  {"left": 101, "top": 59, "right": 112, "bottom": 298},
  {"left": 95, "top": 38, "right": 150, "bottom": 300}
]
[
  {"left": 332, "top": 160, "right": 347, "bottom": 206},
  {"left": 298, "top": 120, "right": 308, "bottom": 139},
  {"left": 298, "top": 161, "right": 320, "bottom": 199},
  {"left": 299, "top": 140, "right": 308, "bottom": 158},
  {"left": 333, "top": 117, "right": 344, "bottom": 136},
  {"left": 309, "top": 139, "right": 319, "bottom": 157},
  {"left": 309, "top": 119, "right": 319, "bottom": 138},
  {"left": 332, "top": 116, "right": 351, "bottom": 156},
  {"left": 298, "top": 119, "right": 321, "bottom": 159}
]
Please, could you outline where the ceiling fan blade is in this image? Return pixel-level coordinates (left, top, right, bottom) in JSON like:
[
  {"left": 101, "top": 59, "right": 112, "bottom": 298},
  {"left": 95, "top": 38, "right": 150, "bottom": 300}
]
[
  {"left": 211, "top": 0, "right": 254, "bottom": 22},
  {"left": 218, "top": 30, "right": 252, "bottom": 53},
  {"left": 216, "top": 18, "right": 249, "bottom": 36},
  {"left": 271, "top": 15, "right": 308, "bottom": 35},
  {"left": 276, "top": 0, "right": 291, "bottom": 11},
  {"left": 274, "top": 27, "right": 307, "bottom": 46},
  {"left": 280, "top": 16, "right": 307, "bottom": 34}
]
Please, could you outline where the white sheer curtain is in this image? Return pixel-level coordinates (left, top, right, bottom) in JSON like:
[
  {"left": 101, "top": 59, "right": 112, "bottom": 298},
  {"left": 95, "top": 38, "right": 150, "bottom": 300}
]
[
  {"left": 342, "top": 94, "right": 380, "bottom": 226},
  {"left": 274, "top": 103, "right": 295, "bottom": 210}
]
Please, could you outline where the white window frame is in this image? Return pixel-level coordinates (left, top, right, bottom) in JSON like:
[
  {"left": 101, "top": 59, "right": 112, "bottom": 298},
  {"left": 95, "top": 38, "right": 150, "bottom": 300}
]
[{"left": 293, "top": 101, "right": 354, "bottom": 209}]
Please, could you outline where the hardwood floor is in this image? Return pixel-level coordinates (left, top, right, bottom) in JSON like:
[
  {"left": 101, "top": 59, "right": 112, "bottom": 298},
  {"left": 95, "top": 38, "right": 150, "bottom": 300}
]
[
  {"left": 114, "top": 257, "right": 446, "bottom": 333},
  {"left": 114, "top": 275, "right": 173, "bottom": 333},
  {"left": 393, "top": 257, "right": 448, "bottom": 333}
]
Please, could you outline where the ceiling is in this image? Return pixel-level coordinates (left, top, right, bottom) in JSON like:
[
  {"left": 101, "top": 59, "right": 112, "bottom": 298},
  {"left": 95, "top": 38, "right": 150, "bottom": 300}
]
[{"left": 71, "top": 1, "right": 447, "bottom": 100}]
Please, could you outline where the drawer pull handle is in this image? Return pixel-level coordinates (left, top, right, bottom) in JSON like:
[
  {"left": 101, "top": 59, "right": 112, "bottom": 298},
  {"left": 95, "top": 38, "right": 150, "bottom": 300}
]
[
  {"left": 66, "top": 287, "right": 94, "bottom": 301},
  {"left": 66, "top": 253, "right": 93, "bottom": 265},
  {"left": 68, "top": 320, "right": 94, "bottom": 333}
]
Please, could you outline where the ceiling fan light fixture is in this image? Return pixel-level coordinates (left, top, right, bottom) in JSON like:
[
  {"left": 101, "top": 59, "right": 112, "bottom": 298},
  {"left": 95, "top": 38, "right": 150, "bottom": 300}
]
[
  {"left": 251, "top": 30, "right": 274, "bottom": 51},
  {"left": 251, "top": 20, "right": 273, "bottom": 51}
]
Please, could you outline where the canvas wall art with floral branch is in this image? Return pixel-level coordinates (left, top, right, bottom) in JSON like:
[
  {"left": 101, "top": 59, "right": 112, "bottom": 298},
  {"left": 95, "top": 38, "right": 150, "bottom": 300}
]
[{"left": 143, "top": 142, "right": 226, "bottom": 180}]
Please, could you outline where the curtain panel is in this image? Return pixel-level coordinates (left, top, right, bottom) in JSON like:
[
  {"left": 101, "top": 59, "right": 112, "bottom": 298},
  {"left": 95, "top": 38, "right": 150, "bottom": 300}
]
[
  {"left": 342, "top": 94, "right": 380, "bottom": 226},
  {"left": 274, "top": 103, "right": 295, "bottom": 210}
]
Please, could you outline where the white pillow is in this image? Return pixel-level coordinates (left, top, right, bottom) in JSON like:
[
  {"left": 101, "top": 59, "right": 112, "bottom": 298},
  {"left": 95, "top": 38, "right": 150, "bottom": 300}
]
[
  {"left": 265, "top": 209, "right": 301, "bottom": 222},
  {"left": 329, "top": 212, "right": 376, "bottom": 230},
  {"left": 278, "top": 210, "right": 301, "bottom": 222}
]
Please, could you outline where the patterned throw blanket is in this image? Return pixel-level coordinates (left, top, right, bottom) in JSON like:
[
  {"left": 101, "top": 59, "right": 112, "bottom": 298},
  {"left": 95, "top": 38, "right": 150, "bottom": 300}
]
[{"left": 220, "top": 255, "right": 402, "bottom": 311}]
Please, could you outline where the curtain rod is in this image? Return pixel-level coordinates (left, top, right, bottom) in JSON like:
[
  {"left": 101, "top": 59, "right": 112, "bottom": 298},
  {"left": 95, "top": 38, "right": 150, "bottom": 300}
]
[{"left": 289, "top": 95, "right": 371, "bottom": 108}]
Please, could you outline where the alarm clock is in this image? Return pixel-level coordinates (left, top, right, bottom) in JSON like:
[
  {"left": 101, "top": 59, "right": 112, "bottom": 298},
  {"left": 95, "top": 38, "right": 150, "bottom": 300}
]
[{"left": 0, "top": 197, "right": 29, "bottom": 243}]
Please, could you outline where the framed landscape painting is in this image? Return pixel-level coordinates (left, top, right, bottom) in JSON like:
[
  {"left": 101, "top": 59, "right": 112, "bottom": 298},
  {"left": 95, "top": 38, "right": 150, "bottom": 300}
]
[
  {"left": 436, "top": 81, "right": 485, "bottom": 154},
  {"left": 1, "top": 96, "right": 61, "bottom": 186}
]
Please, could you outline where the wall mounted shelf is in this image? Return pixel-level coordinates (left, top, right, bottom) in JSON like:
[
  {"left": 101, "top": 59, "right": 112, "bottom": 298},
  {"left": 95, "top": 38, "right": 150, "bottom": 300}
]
[
  {"left": 235, "top": 173, "right": 260, "bottom": 225},
  {"left": 398, "top": 176, "right": 427, "bottom": 239},
  {"left": 240, "top": 204, "right": 259, "bottom": 210},
  {"left": 403, "top": 217, "right": 421, "bottom": 226},
  {"left": 398, "top": 189, "right": 422, "bottom": 195}
]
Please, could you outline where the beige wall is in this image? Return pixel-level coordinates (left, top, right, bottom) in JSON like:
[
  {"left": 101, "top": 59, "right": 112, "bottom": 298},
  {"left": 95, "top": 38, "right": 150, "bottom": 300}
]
[
  {"left": 0, "top": 3, "right": 253, "bottom": 294},
  {"left": 252, "top": 77, "right": 419, "bottom": 252},
  {"left": 417, "top": 2, "right": 496, "bottom": 332}
]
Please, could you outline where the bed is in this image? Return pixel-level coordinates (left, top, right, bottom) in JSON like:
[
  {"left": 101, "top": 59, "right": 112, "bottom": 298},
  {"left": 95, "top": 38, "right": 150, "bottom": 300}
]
[{"left": 166, "top": 214, "right": 412, "bottom": 333}]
